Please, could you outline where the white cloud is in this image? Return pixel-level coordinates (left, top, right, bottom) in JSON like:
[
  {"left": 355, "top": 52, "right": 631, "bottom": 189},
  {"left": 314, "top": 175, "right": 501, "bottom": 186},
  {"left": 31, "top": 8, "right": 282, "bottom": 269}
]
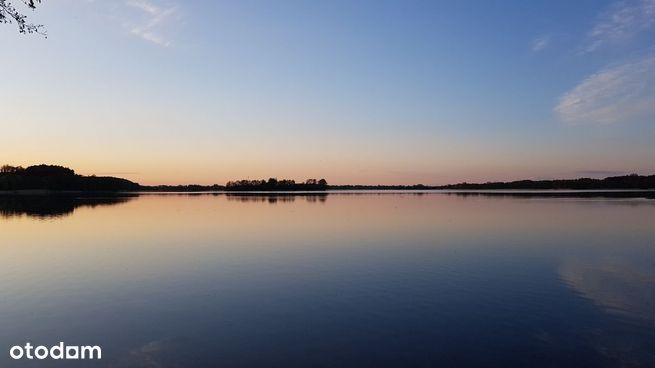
[
  {"left": 125, "top": 0, "right": 179, "bottom": 47},
  {"left": 126, "top": 0, "right": 159, "bottom": 15},
  {"left": 584, "top": 0, "right": 655, "bottom": 52},
  {"left": 555, "top": 54, "right": 655, "bottom": 124},
  {"left": 531, "top": 35, "right": 551, "bottom": 52},
  {"left": 131, "top": 29, "right": 169, "bottom": 46}
]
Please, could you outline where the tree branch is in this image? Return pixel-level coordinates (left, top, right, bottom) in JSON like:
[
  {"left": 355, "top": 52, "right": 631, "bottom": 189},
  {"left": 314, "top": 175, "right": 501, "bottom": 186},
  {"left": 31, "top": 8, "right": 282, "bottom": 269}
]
[{"left": 0, "top": 0, "right": 46, "bottom": 36}]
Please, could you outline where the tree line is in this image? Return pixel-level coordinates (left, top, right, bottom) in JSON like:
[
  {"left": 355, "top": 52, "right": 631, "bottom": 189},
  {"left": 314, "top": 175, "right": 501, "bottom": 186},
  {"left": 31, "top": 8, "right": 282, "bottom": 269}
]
[
  {"left": 436, "top": 174, "right": 655, "bottom": 190},
  {"left": 225, "top": 178, "right": 328, "bottom": 191},
  {"left": 0, "top": 165, "right": 139, "bottom": 191},
  {"left": 3, "top": 164, "right": 655, "bottom": 192}
]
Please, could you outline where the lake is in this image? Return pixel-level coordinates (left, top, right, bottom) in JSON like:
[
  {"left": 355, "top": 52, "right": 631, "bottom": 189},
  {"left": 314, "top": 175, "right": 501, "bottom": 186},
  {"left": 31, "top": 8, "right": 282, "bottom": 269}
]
[{"left": 1, "top": 192, "right": 655, "bottom": 367}]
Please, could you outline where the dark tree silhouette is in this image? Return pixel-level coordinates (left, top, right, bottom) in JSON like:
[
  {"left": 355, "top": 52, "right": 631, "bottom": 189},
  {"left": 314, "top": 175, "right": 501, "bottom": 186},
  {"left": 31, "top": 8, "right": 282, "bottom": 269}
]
[
  {"left": 436, "top": 174, "right": 655, "bottom": 190},
  {"left": 0, "top": 164, "right": 139, "bottom": 191},
  {"left": 0, "top": 0, "right": 46, "bottom": 36},
  {"left": 224, "top": 178, "right": 328, "bottom": 191},
  {"left": 1, "top": 165, "right": 25, "bottom": 173}
]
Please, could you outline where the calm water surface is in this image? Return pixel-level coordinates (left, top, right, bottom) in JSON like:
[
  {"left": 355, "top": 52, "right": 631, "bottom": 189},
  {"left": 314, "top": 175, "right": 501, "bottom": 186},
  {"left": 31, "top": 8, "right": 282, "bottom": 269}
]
[{"left": 1, "top": 193, "right": 655, "bottom": 367}]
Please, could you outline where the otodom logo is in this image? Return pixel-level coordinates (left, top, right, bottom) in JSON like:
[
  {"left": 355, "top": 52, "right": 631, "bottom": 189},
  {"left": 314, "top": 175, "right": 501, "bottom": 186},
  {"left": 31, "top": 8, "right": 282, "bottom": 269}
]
[{"left": 9, "top": 342, "right": 101, "bottom": 360}]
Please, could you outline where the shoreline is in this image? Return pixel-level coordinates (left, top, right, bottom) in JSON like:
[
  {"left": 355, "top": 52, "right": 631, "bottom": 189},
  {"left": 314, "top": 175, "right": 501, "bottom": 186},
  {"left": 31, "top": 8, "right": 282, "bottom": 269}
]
[{"left": 2, "top": 189, "right": 655, "bottom": 198}]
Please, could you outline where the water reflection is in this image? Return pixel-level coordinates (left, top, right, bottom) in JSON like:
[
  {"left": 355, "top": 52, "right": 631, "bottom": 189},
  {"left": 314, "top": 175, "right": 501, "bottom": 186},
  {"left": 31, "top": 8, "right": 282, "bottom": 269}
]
[
  {"left": 1, "top": 193, "right": 654, "bottom": 367},
  {"left": 446, "top": 190, "right": 655, "bottom": 199},
  {"left": 560, "top": 256, "right": 655, "bottom": 323},
  {"left": 225, "top": 193, "right": 328, "bottom": 204},
  {"left": 0, "top": 194, "right": 136, "bottom": 219}
]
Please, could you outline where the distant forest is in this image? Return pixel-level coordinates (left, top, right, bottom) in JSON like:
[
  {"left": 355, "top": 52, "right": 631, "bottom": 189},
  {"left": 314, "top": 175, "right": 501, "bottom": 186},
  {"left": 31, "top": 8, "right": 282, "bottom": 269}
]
[
  {"left": 2, "top": 164, "right": 655, "bottom": 192},
  {"left": 0, "top": 165, "right": 139, "bottom": 191},
  {"left": 435, "top": 175, "right": 655, "bottom": 190},
  {"left": 144, "top": 178, "right": 328, "bottom": 192}
]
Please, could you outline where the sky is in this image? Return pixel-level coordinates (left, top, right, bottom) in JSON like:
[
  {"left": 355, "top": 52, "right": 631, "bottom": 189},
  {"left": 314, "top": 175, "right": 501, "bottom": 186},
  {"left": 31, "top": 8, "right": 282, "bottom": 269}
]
[{"left": 1, "top": 0, "right": 654, "bottom": 185}]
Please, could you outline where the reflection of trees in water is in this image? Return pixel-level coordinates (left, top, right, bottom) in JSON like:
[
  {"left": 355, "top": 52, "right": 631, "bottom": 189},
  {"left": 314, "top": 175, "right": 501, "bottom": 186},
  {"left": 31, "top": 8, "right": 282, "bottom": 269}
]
[
  {"left": 447, "top": 191, "right": 655, "bottom": 199},
  {"left": 0, "top": 195, "right": 136, "bottom": 219},
  {"left": 225, "top": 193, "right": 328, "bottom": 204}
]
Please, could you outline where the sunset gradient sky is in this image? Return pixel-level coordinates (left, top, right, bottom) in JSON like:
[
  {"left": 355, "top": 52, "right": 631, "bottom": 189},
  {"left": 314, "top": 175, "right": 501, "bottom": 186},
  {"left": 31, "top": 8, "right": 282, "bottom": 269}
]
[{"left": 2, "top": 0, "right": 655, "bottom": 185}]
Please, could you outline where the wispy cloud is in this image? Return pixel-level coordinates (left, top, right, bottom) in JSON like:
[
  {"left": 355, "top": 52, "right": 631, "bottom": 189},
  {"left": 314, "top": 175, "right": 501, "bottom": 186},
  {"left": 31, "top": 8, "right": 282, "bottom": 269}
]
[
  {"left": 126, "top": 0, "right": 159, "bottom": 15},
  {"left": 531, "top": 35, "right": 551, "bottom": 52},
  {"left": 125, "top": 0, "right": 180, "bottom": 47},
  {"left": 555, "top": 54, "right": 655, "bottom": 124},
  {"left": 584, "top": 0, "right": 655, "bottom": 53}
]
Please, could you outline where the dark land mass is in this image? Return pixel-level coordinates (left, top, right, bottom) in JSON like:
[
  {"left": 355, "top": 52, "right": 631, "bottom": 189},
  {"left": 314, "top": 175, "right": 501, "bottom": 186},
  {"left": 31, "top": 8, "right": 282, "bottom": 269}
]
[
  {"left": 436, "top": 175, "right": 655, "bottom": 190},
  {"left": 146, "top": 174, "right": 655, "bottom": 192},
  {"left": 0, "top": 165, "right": 139, "bottom": 191},
  {"left": 143, "top": 178, "right": 328, "bottom": 192},
  {"left": 2, "top": 164, "right": 655, "bottom": 193}
]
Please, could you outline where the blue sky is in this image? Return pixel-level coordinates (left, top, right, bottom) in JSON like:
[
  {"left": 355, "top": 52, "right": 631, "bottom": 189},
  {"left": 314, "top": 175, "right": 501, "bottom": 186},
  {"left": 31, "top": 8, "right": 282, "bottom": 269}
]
[{"left": 1, "top": 0, "right": 654, "bottom": 184}]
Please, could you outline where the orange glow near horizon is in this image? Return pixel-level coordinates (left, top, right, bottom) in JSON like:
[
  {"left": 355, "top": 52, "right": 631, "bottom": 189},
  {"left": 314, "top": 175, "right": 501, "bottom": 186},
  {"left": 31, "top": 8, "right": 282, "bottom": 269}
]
[{"left": 4, "top": 146, "right": 653, "bottom": 186}]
